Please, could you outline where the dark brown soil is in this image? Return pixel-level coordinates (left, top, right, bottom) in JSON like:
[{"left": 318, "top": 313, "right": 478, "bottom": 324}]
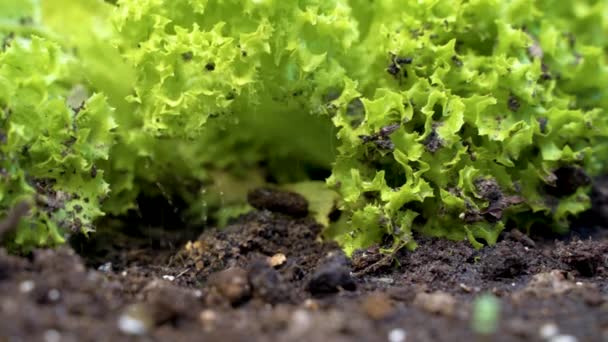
[{"left": 1, "top": 186, "right": 608, "bottom": 341}]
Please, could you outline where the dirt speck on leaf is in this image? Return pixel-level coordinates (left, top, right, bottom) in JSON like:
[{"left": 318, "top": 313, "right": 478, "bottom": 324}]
[{"left": 423, "top": 128, "right": 443, "bottom": 153}]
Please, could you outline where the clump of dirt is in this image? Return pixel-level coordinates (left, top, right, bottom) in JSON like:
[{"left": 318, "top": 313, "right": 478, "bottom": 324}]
[
  {"left": 553, "top": 239, "right": 608, "bottom": 277},
  {"left": 546, "top": 166, "right": 591, "bottom": 197},
  {"left": 247, "top": 188, "right": 309, "bottom": 217},
  {"left": 180, "top": 210, "right": 337, "bottom": 283},
  {"left": 351, "top": 244, "right": 394, "bottom": 276},
  {"left": 207, "top": 267, "right": 252, "bottom": 306},
  {"left": 307, "top": 252, "right": 357, "bottom": 295},
  {"left": 247, "top": 260, "right": 290, "bottom": 304}
]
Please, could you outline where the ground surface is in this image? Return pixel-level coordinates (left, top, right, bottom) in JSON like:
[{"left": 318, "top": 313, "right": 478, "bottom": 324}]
[{"left": 1, "top": 185, "right": 607, "bottom": 342}]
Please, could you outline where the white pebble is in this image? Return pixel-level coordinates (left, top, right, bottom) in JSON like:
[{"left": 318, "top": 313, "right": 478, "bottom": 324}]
[
  {"left": 375, "top": 277, "right": 395, "bottom": 284},
  {"left": 540, "top": 323, "right": 559, "bottom": 339},
  {"left": 162, "top": 275, "right": 175, "bottom": 281},
  {"left": 288, "top": 309, "right": 312, "bottom": 337},
  {"left": 388, "top": 328, "right": 407, "bottom": 342},
  {"left": 292, "top": 310, "right": 311, "bottom": 328},
  {"left": 199, "top": 309, "right": 217, "bottom": 323},
  {"left": 43, "top": 329, "right": 61, "bottom": 342},
  {"left": 48, "top": 289, "right": 61, "bottom": 302},
  {"left": 549, "top": 335, "right": 578, "bottom": 342},
  {"left": 118, "top": 314, "right": 148, "bottom": 335},
  {"left": 19, "top": 280, "right": 35, "bottom": 293},
  {"left": 575, "top": 282, "right": 583, "bottom": 286},
  {"left": 98, "top": 262, "right": 112, "bottom": 273}
]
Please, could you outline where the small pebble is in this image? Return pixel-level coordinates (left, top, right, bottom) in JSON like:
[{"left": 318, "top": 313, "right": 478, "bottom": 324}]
[
  {"left": 199, "top": 309, "right": 217, "bottom": 326},
  {"left": 98, "top": 262, "right": 112, "bottom": 273},
  {"left": 118, "top": 304, "right": 154, "bottom": 335},
  {"left": 303, "top": 299, "right": 319, "bottom": 310},
  {"left": 288, "top": 309, "right": 312, "bottom": 338},
  {"left": 162, "top": 275, "right": 175, "bottom": 281},
  {"left": 459, "top": 283, "right": 472, "bottom": 293},
  {"left": 413, "top": 291, "right": 456, "bottom": 317},
  {"left": 362, "top": 292, "right": 394, "bottom": 320},
  {"left": 388, "top": 328, "right": 407, "bottom": 342},
  {"left": 268, "top": 253, "right": 287, "bottom": 267},
  {"left": 19, "top": 280, "right": 35, "bottom": 293},
  {"left": 539, "top": 323, "right": 559, "bottom": 339},
  {"left": 549, "top": 335, "right": 578, "bottom": 342},
  {"left": 48, "top": 289, "right": 61, "bottom": 302},
  {"left": 195, "top": 260, "right": 204, "bottom": 271},
  {"left": 209, "top": 267, "right": 251, "bottom": 305},
  {"left": 43, "top": 329, "right": 61, "bottom": 342},
  {"left": 118, "top": 315, "right": 148, "bottom": 336},
  {"left": 308, "top": 254, "right": 356, "bottom": 295},
  {"left": 375, "top": 277, "right": 395, "bottom": 285}
]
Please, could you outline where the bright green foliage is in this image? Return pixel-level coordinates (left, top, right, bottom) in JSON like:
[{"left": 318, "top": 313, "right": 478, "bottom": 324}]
[
  {"left": 108, "top": 0, "right": 608, "bottom": 255},
  {"left": 0, "top": 1, "right": 118, "bottom": 248},
  {"left": 105, "top": 0, "right": 348, "bottom": 215},
  {"left": 325, "top": 0, "right": 608, "bottom": 254},
  {"left": 1, "top": 0, "right": 607, "bottom": 253},
  {"left": 40, "top": 0, "right": 135, "bottom": 111},
  {"left": 0, "top": 37, "right": 116, "bottom": 247}
]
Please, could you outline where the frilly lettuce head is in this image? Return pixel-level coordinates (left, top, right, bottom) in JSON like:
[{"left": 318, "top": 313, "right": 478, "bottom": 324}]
[
  {"left": 325, "top": 0, "right": 608, "bottom": 253},
  {"left": 112, "top": 0, "right": 608, "bottom": 254},
  {"left": 105, "top": 0, "right": 353, "bottom": 214},
  {"left": 1, "top": 0, "right": 607, "bottom": 254}
]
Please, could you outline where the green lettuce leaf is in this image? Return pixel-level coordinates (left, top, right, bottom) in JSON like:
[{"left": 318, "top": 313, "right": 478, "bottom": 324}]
[{"left": 0, "top": 37, "right": 116, "bottom": 249}]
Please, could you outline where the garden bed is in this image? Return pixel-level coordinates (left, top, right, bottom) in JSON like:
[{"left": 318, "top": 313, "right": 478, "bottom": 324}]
[{"left": 1, "top": 182, "right": 607, "bottom": 342}]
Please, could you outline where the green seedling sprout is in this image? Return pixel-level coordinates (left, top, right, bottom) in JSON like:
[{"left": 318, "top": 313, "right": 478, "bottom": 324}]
[{"left": 471, "top": 294, "right": 501, "bottom": 336}]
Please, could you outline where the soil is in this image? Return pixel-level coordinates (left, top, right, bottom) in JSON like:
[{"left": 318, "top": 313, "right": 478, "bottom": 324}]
[{"left": 1, "top": 182, "right": 608, "bottom": 341}]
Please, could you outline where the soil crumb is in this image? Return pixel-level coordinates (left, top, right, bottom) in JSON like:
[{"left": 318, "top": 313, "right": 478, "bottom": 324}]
[{"left": 247, "top": 188, "right": 309, "bottom": 217}]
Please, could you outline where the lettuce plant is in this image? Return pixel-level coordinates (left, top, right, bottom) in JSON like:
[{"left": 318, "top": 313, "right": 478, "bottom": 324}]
[
  {"left": 1, "top": 0, "right": 607, "bottom": 254},
  {"left": 0, "top": 0, "right": 118, "bottom": 247},
  {"left": 111, "top": 0, "right": 608, "bottom": 254},
  {"left": 0, "top": 40, "right": 115, "bottom": 247},
  {"left": 325, "top": 0, "right": 608, "bottom": 253}
]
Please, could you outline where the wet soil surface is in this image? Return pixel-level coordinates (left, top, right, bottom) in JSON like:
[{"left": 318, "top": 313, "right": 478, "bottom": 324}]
[{"left": 1, "top": 191, "right": 608, "bottom": 341}]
